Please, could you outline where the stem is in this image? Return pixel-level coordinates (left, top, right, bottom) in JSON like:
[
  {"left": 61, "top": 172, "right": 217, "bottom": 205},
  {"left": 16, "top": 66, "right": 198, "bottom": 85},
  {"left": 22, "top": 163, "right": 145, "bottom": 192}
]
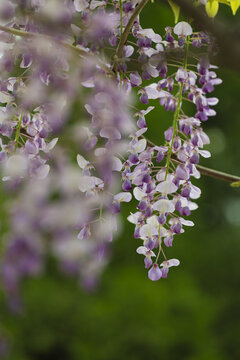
[
  {"left": 0, "top": 25, "right": 86, "bottom": 55},
  {"left": 195, "top": 164, "right": 240, "bottom": 183},
  {"left": 15, "top": 113, "right": 23, "bottom": 150},
  {"left": 118, "top": 0, "right": 124, "bottom": 85},
  {"left": 164, "top": 83, "right": 183, "bottom": 180},
  {"left": 155, "top": 225, "right": 162, "bottom": 263},
  {"left": 164, "top": 40, "right": 189, "bottom": 180},
  {"left": 0, "top": 25, "right": 114, "bottom": 76},
  {"left": 116, "top": 0, "right": 149, "bottom": 60},
  {"left": 99, "top": 203, "right": 103, "bottom": 223},
  {"left": 119, "top": 0, "right": 123, "bottom": 36}
]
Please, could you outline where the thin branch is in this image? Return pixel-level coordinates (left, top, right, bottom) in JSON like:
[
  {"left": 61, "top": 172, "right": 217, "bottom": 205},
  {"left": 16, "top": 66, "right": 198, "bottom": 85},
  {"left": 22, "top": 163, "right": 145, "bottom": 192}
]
[
  {"left": 195, "top": 164, "right": 240, "bottom": 183},
  {"left": 0, "top": 24, "right": 88, "bottom": 56},
  {"left": 116, "top": 0, "right": 150, "bottom": 60},
  {"left": 0, "top": 24, "right": 114, "bottom": 76},
  {"left": 164, "top": 37, "right": 189, "bottom": 180},
  {"left": 15, "top": 113, "right": 23, "bottom": 150}
]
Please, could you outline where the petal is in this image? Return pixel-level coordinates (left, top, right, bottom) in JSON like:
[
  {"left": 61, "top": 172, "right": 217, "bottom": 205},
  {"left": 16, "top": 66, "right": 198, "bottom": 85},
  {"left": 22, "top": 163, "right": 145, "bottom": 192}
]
[
  {"left": 147, "top": 215, "right": 159, "bottom": 227},
  {"left": 112, "top": 156, "right": 122, "bottom": 171},
  {"left": 114, "top": 192, "right": 132, "bottom": 203},
  {"left": 132, "top": 139, "right": 147, "bottom": 153},
  {"left": 207, "top": 97, "right": 219, "bottom": 106},
  {"left": 174, "top": 21, "right": 192, "bottom": 36},
  {"left": 156, "top": 180, "right": 178, "bottom": 195},
  {"left": 137, "top": 29, "right": 162, "bottom": 43},
  {"left": 35, "top": 164, "right": 50, "bottom": 180},
  {"left": 43, "top": 137, "right": 58, "bottom": 153},
  {"left": 123, "top": 45, "right": 134, "bottom": 58},
  {"left": 144, "top": 84, "right": 159, "bottom": 99},
  {"left": 74, "top": 0, "right": 89, "bottom": 12},
  {"left": 179, "top": 218, "right": 194, "bottom": 226},
  {"left": 148, "top": 264, "right": 162, "bottom": 281},
  {"left": 167, "top": 258, "right": 180, "bottom": 267},
  {"left": 77, "top": 154, "right": 89, "bottom": 169},
  {"left": 133, "top": 187, "right": 145, "bottom": 201},
  {"left": 100, "top": 127, "right": 121, "bottom": 140},
  {"left": 152, "top": 199, "right": 175, "bottom": 213},
  {"left": 140, "top": 223, "right": 158, "bottom": 238},
  {"left": 127, "top": 212, "right": 141, "bottom": 224},
  {"left": 189, "top": 184, "right": 201, "bottom": 199},
  {"left": 5, "top": 154, "right": 27, "bottom": 177},
  {"left": 136, "top": 246, "right": 147, "bottom": 255},
  {"left": 79, "top": 176, "right": 103, "bottom": 192},
  {"left": 198, "top": 149, "right": 211, "bottom": 158}
]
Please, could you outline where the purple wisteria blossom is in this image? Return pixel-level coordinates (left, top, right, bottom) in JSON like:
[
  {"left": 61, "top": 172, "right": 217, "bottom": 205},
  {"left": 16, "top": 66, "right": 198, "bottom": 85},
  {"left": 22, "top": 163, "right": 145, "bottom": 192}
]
[
  {"left": 0, "top": 1, "right": 223, "bottom": 308},
  {"left": 120, "top": 21, "right": 221, "bottom": 281}
]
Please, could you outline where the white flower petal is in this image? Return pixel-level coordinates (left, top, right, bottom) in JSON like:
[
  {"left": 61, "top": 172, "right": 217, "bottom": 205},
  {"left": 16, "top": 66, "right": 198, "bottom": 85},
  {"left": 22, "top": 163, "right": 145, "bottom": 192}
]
[
  {"left": 136, "top": 246, "right": 147, "bottom": 255},
  {"left": 190, "top": 184, "right": 201, "bottom": 199},
  {"left": 79, "top": 176, "right": 103, "bottom": 192},
  {"left": 156, "top": 180, "right": 178, "bottom": 195},
  {"left": 152, "top": 199, "right": 175, "bottom": 213},
  {"left": 144, "top": 84, "right": 159, "bottom": 99},
  {"left": 132, "top": 139, "right": 147, "bottom": 153},
  {"left": 127, "top": 212, "right": 141, "bottom": 224},
  {"left": 77, "top": 154, "right": 89, "bottom": 169},
  {"left": 179, "top": 218, "right": 194, "bottom": 226},
  {"left": 114, "top": 192, "right": 132, "bottom": 203},
  {"left": 137, "top": 29, "right": 162, "bottom": 43},
  {"left": 94, "top": 147, "right": 106, "bottom": 156},
  {"left": 4, "top": 154, "right": 27, "bottom": 178},
  {"left": 0, "top": 91, "right": 14, "bottom": 103},
  {"left": 90, "top": 0, "right": 106, "bottom": 10},
  {"left": 43, "top": 137, "right": 58, "bottom": 153},
  {"left": 74, "top": 0, "right": 89, "bottom": 12},
  {"left": 207, "top": 97, "right": 219, "bottom": 106},
  {"left": 161, "top": 258, "right": 180, "bottom": 268},
  {"left": 133, "top": 187, "right": 145, "bottom": 201},
  {"left": 198, "top": 149, "right": 211, "bottom": 158},
  {"left": 123, "top": 45, "right": 134, "bottom": 58},
  {"left": 174, "top": 21, "right": 192, "bottom": 36},
  {"left": 112, "top": 156, "right": 122, "bottom": 172},
  {"left": 147, "top": 215, "right": 159, "bottom": 227},
  {"left": 35, "top": 164, "right": 50, "bottom": 180},
  {"left": 140, "top": 223, "right": 158, "bottom": 238}
]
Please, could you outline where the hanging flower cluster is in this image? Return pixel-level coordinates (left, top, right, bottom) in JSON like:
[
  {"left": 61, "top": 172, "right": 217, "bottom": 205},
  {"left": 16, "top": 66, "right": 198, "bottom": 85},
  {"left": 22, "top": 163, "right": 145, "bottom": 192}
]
[
  {"left": 0, "top": 0, "right": 224, "bottom": 309},
  {"left": 119, "top": 21, "right": 222, "bottom": 281}
]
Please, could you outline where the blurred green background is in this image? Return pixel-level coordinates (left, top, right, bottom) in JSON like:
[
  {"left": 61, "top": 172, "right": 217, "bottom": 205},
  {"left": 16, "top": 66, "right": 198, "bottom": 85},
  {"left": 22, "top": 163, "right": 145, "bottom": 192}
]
[{"left": 1, "top": 2, "right": 240, "bottom": 360}]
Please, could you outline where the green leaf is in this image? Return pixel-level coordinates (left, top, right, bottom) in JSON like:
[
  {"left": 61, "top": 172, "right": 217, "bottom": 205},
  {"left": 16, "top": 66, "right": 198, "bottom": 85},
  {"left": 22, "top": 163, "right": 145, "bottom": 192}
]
[
  {"left": 228, "top": 0, "right": 240, "bottom": 14},
  {"left": 168, "top": 0, "right": 180, "bottom": 24},
  {"left": 230, "top": 180, "right": 240, "bottom": 187},
  {"left": 206, "top": 0, "right": 219, "bottom": 17}
]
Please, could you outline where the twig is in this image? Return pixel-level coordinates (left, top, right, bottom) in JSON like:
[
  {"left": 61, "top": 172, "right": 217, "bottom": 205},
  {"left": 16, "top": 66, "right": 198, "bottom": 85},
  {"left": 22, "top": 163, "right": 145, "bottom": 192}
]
[
  {"left": 15, "top": 113, "right": 23, "bottom": 150},
  {"left": 0, "top": 25, "right": 114, "bottom": 76},
  {"left": 0, "top": 24, "right": 87, "bottom": 56},
  {"left": 195, "top": 164, "right": 240, "bottom": 183},
  {"left": 115, "top": 0, "right": 150, "bottom": 68}
]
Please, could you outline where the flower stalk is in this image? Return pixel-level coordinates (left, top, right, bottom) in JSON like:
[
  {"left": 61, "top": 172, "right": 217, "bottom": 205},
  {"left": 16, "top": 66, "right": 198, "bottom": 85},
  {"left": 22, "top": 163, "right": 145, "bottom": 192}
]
[{"left": 165, "top": 38, "right": 189, "bottom": 180}]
